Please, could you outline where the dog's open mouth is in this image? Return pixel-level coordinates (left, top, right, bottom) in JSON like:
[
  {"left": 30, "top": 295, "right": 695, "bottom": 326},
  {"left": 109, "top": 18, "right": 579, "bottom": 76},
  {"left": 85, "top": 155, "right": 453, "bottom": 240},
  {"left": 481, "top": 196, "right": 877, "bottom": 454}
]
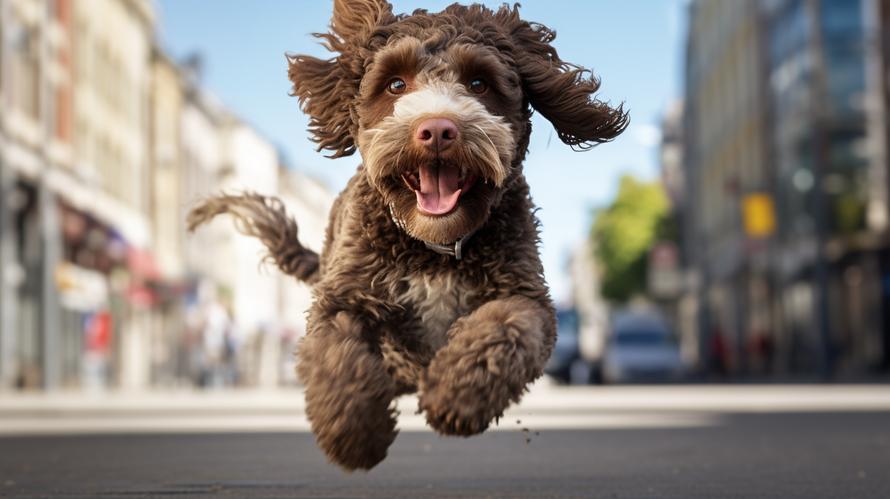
[{"left": 402, "top": 163, "right": 477, "bottom": 216}]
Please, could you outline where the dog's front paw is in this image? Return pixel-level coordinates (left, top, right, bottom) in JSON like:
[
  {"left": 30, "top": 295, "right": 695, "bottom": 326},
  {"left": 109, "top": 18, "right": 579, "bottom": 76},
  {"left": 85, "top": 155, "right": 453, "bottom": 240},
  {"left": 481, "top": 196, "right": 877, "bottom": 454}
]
[
  {"left": 298, "top": 312, "right": 398, "bottom": 471},
  {"left": 418, "top": 363, "right": 500, "bottom": 436},
  {"left": 310, "top": 396, "right": 398, "bottom": 471},
  {"left": 419, "top": 298, "right": 547, "bottom": 436}
]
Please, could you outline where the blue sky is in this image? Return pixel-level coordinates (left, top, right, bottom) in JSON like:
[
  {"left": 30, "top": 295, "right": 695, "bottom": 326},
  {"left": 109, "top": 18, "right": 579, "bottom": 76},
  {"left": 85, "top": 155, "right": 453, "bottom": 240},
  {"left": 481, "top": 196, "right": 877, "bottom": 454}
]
[{"left": 156, "top": 0, "right": 688, "bottom": 304}]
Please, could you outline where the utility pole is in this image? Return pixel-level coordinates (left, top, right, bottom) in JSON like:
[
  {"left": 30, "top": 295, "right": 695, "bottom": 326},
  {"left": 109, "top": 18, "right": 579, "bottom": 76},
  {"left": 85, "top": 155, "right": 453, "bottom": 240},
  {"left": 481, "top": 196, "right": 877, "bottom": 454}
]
[
  {"left": 0, "top": 0, "right": 13, "bottom": 390},
  {"left": 0, "top": 128, "right": 7, "bottom": 391},
  {"left": 37, "top": 0, "right": 60, "bottom": 390}
]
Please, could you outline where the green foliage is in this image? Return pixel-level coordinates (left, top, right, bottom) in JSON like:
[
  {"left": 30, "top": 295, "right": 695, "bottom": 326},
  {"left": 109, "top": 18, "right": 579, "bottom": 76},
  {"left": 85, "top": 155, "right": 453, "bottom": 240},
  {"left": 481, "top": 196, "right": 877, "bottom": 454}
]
[
  {"left": 833, "top": 192, "right": 865, "bottom": 235},
  {"left": 591, "top": 175, "right": 670, "bottom": 303}
]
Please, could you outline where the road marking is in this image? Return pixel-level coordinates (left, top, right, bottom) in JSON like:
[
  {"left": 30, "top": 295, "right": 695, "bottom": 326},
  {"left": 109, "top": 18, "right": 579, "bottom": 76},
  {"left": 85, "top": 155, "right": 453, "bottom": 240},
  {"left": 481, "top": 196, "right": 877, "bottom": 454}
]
[{"left": 0, "top": 411, "right": 721, "bottom": 436}]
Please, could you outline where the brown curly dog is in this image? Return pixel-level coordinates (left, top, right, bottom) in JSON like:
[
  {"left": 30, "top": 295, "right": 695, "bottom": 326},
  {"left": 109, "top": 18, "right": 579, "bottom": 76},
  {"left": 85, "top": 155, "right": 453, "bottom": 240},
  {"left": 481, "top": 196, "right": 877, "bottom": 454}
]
[{"left": 188, "top": 0, "right": 627, "bottom": 471}]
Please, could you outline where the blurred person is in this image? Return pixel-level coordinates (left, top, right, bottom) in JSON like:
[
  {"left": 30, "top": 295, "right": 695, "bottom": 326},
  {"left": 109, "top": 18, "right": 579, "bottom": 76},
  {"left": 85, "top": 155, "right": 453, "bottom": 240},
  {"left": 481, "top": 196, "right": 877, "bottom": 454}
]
[
  {"left": 196, "top": 300, "right": 235, "bottom": 387},
  {"left": 82, "top": 310, "right": 113, "bottom": 391},
  {"left": 278, "top": 326, "right": 302, "bottom": 386},
  {"left": 708, "top": 326, "right": 731, "bottom": 379},
  {"left": 245, "top": 324, "right": 284, "bottom": 388},
  {"left": 748, "top": 329, "right": 775, "bottom": 375}
]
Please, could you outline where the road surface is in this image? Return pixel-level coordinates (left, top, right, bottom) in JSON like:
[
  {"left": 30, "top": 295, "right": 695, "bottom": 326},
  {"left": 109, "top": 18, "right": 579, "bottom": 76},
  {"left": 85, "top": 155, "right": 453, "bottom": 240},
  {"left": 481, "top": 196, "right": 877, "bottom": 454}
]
[{"left": 1, "top": 386, "right": 888, "bottom": 498}]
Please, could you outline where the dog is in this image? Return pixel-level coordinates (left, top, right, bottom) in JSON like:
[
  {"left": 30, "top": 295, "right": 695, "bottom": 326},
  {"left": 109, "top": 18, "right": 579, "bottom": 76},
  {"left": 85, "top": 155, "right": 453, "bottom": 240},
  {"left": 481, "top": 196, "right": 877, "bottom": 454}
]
[{"left": 188, "top": 0, "right": 627, "bottom": 471}]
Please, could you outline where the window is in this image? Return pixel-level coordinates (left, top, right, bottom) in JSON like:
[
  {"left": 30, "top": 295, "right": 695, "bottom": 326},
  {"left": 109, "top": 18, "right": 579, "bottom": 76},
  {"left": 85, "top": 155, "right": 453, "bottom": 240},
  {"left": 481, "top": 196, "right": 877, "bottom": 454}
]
[
  {"left": 612, "top": 331, "right": 676, "bottom": 347},
  {"left": 12, "top": 21, "right": 40, "bottom": 120},
  {"left": 821, "top": 0, "right": 862, "bottom": 38},
  {"left": 770, "top": 0, "right": 808, "bottom": 64}
]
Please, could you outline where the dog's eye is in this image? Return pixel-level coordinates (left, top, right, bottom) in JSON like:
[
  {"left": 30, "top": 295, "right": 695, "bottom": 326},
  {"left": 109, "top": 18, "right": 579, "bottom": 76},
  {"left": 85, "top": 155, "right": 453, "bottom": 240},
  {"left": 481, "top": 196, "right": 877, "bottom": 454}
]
[
  {"left": 387, "top": 78, "right": 407, "bottom": 95},
  {"left": 468, "top": 78, "right": 488, "bottom": 94}
]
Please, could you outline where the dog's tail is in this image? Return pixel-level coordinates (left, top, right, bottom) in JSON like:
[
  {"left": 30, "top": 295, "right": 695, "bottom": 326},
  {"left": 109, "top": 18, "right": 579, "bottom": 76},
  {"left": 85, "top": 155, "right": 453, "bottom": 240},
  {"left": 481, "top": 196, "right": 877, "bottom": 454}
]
[{"left": 187, "top": 192, "right": 321, "bottom": 285}]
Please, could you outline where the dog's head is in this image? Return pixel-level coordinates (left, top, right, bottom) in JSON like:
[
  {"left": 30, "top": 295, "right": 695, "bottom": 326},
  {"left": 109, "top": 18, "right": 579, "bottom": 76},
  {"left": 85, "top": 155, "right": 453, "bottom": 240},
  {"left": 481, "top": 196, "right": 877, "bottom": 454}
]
[{"left": 287, "top": 1, "right": 627, "bottom": 244}]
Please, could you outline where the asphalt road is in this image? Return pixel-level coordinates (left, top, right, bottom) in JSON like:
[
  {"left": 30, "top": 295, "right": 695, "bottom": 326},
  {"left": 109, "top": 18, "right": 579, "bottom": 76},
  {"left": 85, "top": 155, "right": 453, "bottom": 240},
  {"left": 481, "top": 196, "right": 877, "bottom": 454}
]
[{"left": 1, "top": 411, "right": 888, "bottom": 498}]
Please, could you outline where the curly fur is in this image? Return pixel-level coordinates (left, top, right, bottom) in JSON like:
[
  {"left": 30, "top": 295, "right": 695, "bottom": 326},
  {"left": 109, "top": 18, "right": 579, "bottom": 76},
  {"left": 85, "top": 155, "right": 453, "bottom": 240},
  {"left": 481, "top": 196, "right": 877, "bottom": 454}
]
[
  {"left": 420, "top": 296, "right": 549, "bottom": 435},
  {"left": 189, "top": 0, "right": 626, "bottom": 471}
]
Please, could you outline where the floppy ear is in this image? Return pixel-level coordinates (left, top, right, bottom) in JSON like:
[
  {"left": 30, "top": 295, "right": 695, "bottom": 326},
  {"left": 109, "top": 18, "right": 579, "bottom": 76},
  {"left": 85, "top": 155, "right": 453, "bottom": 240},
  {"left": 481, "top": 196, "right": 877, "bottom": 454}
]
[
  {"left": 511, "top": 19, "right": 629, "bottom": 150},
  {"left": 286, "top": 0, "right": 394, "bottom": 158},
  {"left": 330, "top": 0, "right": 393, "bottom": 43}
]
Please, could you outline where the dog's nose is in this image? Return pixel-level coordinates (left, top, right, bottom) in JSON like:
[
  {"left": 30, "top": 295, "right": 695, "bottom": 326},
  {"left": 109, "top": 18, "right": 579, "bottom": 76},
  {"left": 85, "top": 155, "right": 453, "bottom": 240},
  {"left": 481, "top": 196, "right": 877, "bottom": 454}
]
[{"left": 415, "top": 118, "right": 459, "bottom": 152}]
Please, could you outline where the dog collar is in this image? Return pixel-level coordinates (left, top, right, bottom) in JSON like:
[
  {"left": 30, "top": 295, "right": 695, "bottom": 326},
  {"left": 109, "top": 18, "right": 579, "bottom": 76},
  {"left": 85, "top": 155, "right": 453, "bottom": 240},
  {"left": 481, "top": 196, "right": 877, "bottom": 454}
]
[{"left": 388, "top": 204, "right": 477, "bottom": 260}]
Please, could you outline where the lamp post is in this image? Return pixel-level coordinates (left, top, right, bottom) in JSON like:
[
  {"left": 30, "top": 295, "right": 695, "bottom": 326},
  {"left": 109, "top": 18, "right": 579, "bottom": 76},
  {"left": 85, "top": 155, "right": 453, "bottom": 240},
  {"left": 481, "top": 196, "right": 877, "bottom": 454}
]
[{"left": 0, "top": 0, "right": 13, "bottom": 390}]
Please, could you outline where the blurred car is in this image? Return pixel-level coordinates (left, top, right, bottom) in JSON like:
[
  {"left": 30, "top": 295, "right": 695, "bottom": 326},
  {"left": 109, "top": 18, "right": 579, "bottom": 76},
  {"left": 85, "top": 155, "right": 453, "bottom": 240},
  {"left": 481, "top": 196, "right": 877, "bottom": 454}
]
[
  {"left": 545, "top": 309, "right": 601, "bottom": 384},
  {"left": 602, "top": 311, "right": 684, "bottom": 383}
]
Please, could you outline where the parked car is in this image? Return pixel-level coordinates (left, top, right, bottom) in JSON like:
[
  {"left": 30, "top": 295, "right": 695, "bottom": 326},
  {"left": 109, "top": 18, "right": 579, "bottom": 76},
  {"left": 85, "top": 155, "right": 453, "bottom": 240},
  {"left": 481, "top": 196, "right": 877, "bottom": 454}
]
[
  {"left": 602, "top": 311, "right": 684, "bottom": 383},
  {"left": 545, "top": 309, "right": 601, "bottom": 384}
]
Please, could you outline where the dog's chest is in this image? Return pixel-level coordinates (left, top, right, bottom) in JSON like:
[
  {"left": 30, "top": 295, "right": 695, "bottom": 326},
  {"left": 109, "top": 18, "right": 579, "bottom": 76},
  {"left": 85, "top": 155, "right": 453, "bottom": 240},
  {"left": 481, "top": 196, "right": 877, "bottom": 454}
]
[{"left": 399, "top": 274, "right": 476, "bottom": 351}]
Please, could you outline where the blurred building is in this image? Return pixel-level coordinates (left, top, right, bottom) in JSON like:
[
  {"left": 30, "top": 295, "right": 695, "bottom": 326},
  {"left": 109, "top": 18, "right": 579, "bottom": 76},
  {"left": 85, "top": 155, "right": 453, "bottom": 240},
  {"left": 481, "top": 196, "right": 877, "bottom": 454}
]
[
  {"left": 681, "top": 0, "right": 890, "bottom": 377},
  {"left": 683, "top": 0, "right": 772, "bottom": 377},
  {"left": 275, "top": 158, "right": 333, "bottom": 385},
  {"left": 178, "top": 72, "right": 233, "bottom": 389},
  {"left": 660, "top": 101, "right": 686, "bottom": 213},
  {"left": 0, "top": 0, "right": 333, "bottom": 391},
  {"left": 658, "top": 100, "right": 700, "bottom": 367},
  {"left": 872, "top": 0, "right": 890, "bottom": 371},
  {"left": 174, "top": 56, "right": 334, "bottom": 390},
  {"left": 215, "top": 118, "right": 281, "bottom": 388},
  {"left": 0, "top": 0, "right": 156, "bottom": 390},
  {"left": 148, "top": 48, "right": 186, "bottom": 387}
]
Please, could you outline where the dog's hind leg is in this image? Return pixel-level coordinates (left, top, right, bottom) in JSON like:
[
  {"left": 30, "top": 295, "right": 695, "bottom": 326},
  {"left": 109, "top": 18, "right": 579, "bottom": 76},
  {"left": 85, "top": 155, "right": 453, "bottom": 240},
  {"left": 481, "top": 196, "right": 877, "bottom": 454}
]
[
  {"left": 418, "top": 296, "right": 555, "bottom": 436},
  {"left": 187, "top": 193, "right": 320, "bottom": 284},
  {"left": 297, "top": 310, "right": 398, "bottom": 471}
]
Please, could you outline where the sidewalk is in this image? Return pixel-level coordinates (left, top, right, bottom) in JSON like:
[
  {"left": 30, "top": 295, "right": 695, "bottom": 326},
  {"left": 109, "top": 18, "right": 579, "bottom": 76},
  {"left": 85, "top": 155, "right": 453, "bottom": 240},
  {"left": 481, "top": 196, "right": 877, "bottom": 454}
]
[{"left": 1, "top": 382, "right": 889, "bottom": 436}]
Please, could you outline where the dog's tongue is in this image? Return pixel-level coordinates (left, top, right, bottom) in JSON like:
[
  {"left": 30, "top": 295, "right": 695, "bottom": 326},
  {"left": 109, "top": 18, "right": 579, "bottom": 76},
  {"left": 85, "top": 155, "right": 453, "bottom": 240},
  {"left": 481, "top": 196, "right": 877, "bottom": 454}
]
[{"left": 416, "top": 163, "right": 462, "bottom": 215}]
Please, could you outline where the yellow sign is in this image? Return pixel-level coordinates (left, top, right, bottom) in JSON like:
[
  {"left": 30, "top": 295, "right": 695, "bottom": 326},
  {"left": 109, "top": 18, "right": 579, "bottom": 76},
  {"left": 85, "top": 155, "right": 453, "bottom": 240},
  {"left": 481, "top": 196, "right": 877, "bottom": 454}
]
[{"left": 743, "top": 193, "right": 776, "bottom": 238}]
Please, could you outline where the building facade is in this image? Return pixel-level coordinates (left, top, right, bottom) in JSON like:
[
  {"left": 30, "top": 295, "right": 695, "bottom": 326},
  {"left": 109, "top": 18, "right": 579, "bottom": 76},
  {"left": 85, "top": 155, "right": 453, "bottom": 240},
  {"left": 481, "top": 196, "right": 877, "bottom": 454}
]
[
  {"left": 0, "top": 0, "right": 333, "bottom": 391},
  {"left": 683, "top": 0, "right": 773, "bottom": 376},
  {"left": 0, "top": 0, "right": 156, "bottom": 390},
  {"left": 148, "top": 48, "right": 187, "bottom": 387},
  {"left": 273, "top": 161, "right": 333, "bottom": 386},
  {"left": 682, "top": 0, "right": 890, "bottom": 377}
]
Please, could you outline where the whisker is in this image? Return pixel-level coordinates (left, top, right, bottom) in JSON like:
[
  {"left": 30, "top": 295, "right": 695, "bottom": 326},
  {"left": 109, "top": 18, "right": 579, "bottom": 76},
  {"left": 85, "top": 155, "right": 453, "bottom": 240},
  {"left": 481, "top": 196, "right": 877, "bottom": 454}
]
[
  {"left": 394, "top": 144, "right": 406, "bottom": 173},
  {"left": 366, "top": 128, "right": 388, "bottom": 159},
  {"left": 473, "top": 124, "right": 499, "bottom": 154},
  {"left": 473, "top": 124, "right": 506, "bottom": 184}
]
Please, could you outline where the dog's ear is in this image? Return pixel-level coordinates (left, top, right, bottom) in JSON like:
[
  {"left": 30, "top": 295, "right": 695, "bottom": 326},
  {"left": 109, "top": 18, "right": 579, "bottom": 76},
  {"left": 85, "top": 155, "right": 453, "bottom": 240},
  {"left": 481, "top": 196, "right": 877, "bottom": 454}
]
[
  {"left": 511, "top": 18, "right": 629, "bottom": 150},
  {"left": 286, "top": 0, "right": 394, "bottom": 158},
  {"left": 331, "top": 0, "right": 393, "bottom": 43}
]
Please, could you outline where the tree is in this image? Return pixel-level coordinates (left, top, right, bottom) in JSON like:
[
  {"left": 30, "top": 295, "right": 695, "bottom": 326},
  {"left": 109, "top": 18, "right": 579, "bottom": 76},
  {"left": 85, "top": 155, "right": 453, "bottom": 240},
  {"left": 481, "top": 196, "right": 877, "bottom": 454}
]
[{"left": 591, "top": 175, "right": 670, "bottom": 303}]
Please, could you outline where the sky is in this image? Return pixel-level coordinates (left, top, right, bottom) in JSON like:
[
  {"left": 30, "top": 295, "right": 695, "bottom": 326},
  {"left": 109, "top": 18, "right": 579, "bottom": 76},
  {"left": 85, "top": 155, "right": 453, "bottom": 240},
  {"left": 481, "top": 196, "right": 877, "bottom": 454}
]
[{"left": 156, "top": 0, "right": 689, "bottom": 305}]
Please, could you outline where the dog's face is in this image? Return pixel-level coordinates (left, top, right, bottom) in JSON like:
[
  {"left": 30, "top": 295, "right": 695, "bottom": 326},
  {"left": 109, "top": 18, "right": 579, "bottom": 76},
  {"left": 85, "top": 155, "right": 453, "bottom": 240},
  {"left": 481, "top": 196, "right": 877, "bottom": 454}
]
[
  {"left": 288, "top": 0, "right": 627, "bottom": 244},
  {"left": 356, "top": 37, "right": 519, "bottom": 244}
]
